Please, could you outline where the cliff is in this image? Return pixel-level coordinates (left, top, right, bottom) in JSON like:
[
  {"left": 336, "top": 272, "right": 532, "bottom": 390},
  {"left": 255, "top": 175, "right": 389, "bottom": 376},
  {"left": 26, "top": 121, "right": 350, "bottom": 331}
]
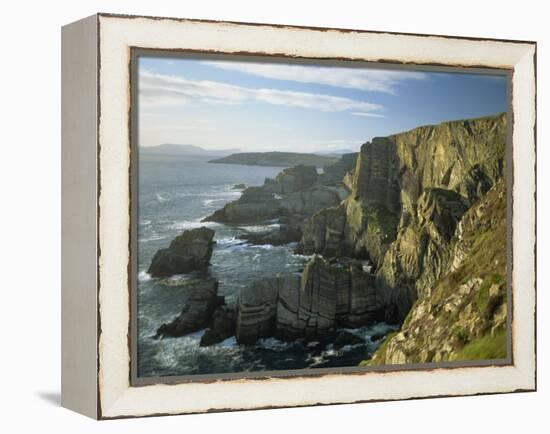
[
  {"left": 364, "top": 179, "right": 507, "bottom": 364},
  {"left": 298, "top": 113, "right": 507, "bottom": 323},
  {"left": 160, "top": 113, "right": 508, "bottom": 362}
]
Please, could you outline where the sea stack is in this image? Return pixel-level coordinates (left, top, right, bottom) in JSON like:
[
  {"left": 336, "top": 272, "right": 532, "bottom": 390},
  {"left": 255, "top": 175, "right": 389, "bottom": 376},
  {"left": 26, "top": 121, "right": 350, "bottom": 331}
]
[{"left": 147, "top": 227, "right": 215, "bottom": 278}]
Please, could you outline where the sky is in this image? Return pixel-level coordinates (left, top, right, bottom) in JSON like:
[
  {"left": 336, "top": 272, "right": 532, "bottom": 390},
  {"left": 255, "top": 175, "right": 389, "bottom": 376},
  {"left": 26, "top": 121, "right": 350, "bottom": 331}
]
[{"left": 137, "top": 55, "right": 508, "bottom": 152}]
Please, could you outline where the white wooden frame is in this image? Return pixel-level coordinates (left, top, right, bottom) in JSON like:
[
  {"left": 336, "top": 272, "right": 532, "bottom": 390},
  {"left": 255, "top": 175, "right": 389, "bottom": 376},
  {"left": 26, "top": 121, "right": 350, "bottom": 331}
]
[{"left": 61, "top": 13, "right": 536, "bottom": 419}]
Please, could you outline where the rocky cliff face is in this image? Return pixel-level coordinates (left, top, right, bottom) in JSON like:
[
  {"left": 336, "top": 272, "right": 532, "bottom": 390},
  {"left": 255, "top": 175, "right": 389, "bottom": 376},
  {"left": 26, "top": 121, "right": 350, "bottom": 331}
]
[
  {"left": 320, "top": 152, "right": 358, "bottom": 185},
  {"left": 235, "top": 256, "right": 383, "bottom": 344},
  {"left": 298, "top": 113, "right": 507, "bottom": 323},
  {"left": 203, "top": 164, "right": 349, "bottom": 248},
  {"left": 153, "top": 113, "right": 508, "bottom": 363},
  {"left": 203, "top": 164, "right": 347, "bottom": 227},
  {"left": 365, "top": 179, "right": 507, "bottom": 364}
]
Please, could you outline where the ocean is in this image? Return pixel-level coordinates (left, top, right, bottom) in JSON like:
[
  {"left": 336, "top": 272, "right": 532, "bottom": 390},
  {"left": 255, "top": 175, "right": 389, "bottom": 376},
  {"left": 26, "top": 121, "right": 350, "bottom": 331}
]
[{"left": 137, "top": 153, "right": 395, "bottom": 378}]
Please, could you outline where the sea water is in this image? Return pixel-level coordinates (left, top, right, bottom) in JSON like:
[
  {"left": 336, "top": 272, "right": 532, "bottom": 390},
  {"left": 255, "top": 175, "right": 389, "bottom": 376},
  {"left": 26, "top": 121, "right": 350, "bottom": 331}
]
[{"left": 137, "top": 154, "right": 395, "bottom": 377}]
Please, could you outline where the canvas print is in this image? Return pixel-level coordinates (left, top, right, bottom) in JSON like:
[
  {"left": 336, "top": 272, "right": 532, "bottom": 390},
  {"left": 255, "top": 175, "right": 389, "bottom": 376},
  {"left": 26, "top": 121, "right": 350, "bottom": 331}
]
[{"left": 134, "top": 55, "right": 509, "bottom": 379}]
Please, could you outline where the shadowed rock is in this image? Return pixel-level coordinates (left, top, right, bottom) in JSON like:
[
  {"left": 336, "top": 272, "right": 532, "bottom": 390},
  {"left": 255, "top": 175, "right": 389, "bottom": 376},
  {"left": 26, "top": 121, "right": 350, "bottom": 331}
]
[
  {"left": 238, "top": 224, "right": 302, "bottom": 246},
  {"left": 200, "top": 305, "right": 236, "bottom": 346},
  {"left": 320, "top": 152, "right": 358, "bottom": 185},
  {"left": 147, "top": 227, "right": 215, "bottom": 278},
  {"left": 202, "top": 186, "right": 281, "bottom": 224},
  {"left": 155, "top": 278, "right": 220, "bottom": 338}
]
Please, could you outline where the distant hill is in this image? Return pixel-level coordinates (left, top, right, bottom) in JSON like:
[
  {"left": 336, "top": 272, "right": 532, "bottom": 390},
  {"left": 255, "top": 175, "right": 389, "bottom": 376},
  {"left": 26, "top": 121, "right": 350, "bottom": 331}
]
[
  {"left": 209, "top": 152, "right": 339, "bottom": 168},
  {"left": 140, "top": 144, "right": 240, "bottom": 159},
  {"left": 315, "top": 148, "right": 359, "bottom": 156}
]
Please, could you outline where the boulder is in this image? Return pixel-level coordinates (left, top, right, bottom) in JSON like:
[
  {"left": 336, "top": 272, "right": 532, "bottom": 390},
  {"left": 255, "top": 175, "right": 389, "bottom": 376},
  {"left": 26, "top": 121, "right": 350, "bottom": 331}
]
[
  {"left": 231, "top": 183, "right": 247, "bottom": 190},
  {"left": 147, "top": 227, "right": 215, "bottom": 278},
  {"left": 155, "top": 278, "right": 220, "bottom": 338}
]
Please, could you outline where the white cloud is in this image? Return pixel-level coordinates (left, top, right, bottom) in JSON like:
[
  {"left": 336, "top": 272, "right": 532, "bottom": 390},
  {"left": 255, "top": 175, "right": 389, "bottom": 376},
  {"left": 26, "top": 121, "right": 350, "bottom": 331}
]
[
  {"left": 139, "top": 70, "right": 383, "bottom": 114},
  {"left": 351, "top": 112, "right": 386, "bottom": 118},
  {"left": 204, "top": 61, "right": 427, "bottom": 94}
]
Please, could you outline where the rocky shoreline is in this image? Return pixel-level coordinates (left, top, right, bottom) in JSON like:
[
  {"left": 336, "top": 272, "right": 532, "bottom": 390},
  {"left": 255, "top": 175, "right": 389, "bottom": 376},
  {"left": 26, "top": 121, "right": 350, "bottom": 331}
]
[{"left": 148, "top": 112, "right": 508, "bottom": 366}]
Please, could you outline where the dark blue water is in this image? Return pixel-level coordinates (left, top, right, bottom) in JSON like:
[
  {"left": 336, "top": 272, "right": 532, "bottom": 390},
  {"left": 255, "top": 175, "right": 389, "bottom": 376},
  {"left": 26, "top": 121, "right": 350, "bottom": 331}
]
[{"left": 137, "top": 154, "right": 395, "bottom": 377}]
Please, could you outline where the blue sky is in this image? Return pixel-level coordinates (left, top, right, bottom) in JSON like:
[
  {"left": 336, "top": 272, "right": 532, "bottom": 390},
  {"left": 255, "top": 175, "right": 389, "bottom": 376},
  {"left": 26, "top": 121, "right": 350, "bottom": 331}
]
[{"left": 138, "top": 56, "right": 508, "bottom": 152}]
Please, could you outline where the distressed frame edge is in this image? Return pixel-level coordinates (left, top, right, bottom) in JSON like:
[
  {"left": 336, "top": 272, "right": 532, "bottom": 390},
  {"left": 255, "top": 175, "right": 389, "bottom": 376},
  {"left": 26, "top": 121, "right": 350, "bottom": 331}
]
[
  {"left": 94, "top": 14, "right": 537, "bottom": 419},
  {"left": 95, "top": 11, "right": 537, "bottom": 46}
]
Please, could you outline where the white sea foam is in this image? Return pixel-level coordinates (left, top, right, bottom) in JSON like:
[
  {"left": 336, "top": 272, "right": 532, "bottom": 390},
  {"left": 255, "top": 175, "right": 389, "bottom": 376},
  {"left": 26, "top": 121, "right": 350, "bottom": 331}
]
[
  {"left": 138, "top": 271, "right": 152, "bottom": 282},
  {"left": 218, "top": 336, "right": 237, "bottom": 347},
  {"left": 362, "top": 261, "right": 373, "bottom": 273},
  {"left": 139, "top": 234, "right": 166, "bottom": 243},
  {"left": 168, "top": 219, "right": 219, "bottom": 231},
  {"left": 255, "top": 244, "right": 275, "bottom": 250},
  {"left": 203, "top": 198, "right": 227, "bottom": 206},
  {"left": 256, "top": 337, "right": 293, "bottom": 351},
  {"left": 239, "top": 222, "right": 280, "bottom": 233},
  {"left": 216, "top": 237, "right": 244, "bottom": 247},
  {"left": 292, "top": 253, "right": 314, "bottom": 260},
  {"left": 161, "top": 274, "right": 195, "bottom": 285},
  {"left": 176, "top": 189, "right": 241, "bottom": 199},
  {"left": 221, "top": 242, "right": 251, "bottom": 253},
  {"left": 155, "top": 192, "right": 170, "bottom": 203}
]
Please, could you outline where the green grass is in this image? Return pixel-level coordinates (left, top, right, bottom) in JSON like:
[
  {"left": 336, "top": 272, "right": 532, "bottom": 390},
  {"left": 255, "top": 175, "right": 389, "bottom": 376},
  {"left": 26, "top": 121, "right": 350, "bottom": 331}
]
[
  {"left": 359, "top": 331, "right": 398, "bottom": 366},
  {"left": 474, "top": 273, "right": 505, "bottom": 313},
  {"left": 455, "top": 328, "right": 469, "bottom": 345},
  {"left": 451, "top": 331, "right": 507, "bottom": 361},
  {"left": 366, "top": 204, "right": 398, "bottom": 241}
]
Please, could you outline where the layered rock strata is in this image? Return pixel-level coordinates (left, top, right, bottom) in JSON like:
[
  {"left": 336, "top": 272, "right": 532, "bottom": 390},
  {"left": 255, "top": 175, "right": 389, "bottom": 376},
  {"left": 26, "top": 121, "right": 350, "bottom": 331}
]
[
  {"left": 365, "top": 180, "right": 507, "bottom": 364},
  {"left": 298, "top": 113, "right": 507, "bottom": 323},
  {"left": 235, "top": 255, "right": 381, "bottom": 344}
]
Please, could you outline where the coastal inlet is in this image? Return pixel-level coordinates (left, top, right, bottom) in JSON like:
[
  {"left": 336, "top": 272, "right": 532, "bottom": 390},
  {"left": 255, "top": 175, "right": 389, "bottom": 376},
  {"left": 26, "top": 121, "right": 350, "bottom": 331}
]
[{"left": 137, "top": 154, "right": 395, "bottom": 377}]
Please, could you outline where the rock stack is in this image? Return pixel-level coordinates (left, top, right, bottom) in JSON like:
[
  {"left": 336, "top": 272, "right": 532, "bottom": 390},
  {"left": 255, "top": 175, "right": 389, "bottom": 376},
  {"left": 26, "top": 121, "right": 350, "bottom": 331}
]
[
  {"left": 147, "top": 227, "right": 215, "bottom": 278},
  {"left": 235, "top": 255, "right": 381, "bottom": 344}
]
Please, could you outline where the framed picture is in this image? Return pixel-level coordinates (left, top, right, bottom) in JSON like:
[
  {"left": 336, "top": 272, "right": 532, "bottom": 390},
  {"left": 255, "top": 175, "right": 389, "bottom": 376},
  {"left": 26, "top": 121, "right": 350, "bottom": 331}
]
[{"left": 61, "top": 13, "right": 536, "bottom": 419}]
